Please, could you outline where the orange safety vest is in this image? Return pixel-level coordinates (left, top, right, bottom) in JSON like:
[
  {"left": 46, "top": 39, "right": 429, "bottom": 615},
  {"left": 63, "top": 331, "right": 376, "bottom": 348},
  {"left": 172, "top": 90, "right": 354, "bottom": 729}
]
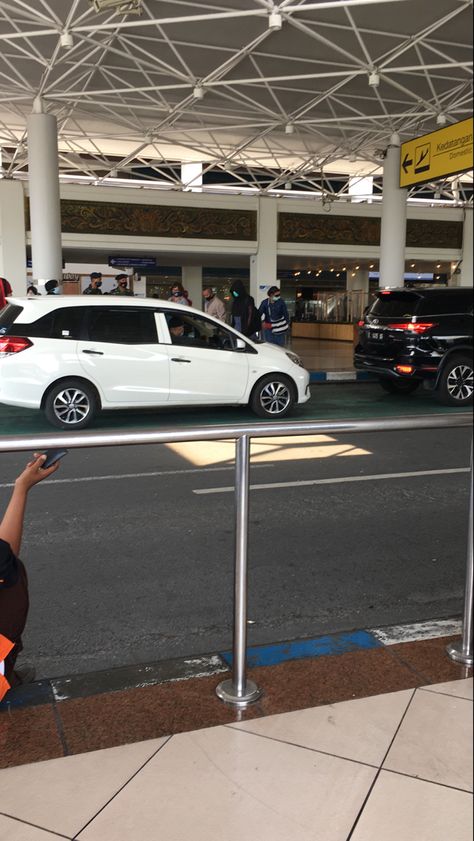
[{"left": 0, "top": 634, "right": 14, "bottom": 701}]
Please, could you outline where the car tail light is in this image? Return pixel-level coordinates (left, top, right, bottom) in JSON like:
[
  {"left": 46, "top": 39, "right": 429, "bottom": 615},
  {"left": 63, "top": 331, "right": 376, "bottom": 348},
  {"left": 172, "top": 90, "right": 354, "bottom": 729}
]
[
  {"left": 387, "top": 321, "right": 437, "bottom": 334},
  {"left": 0, "top": 336, "right": 32, "bottom": 356},
  {"left": 357, "top": 319, "right": 365, "bottom": 327},
  {"left": 396, "top": 364, "right": 414, "bottom": 374}
]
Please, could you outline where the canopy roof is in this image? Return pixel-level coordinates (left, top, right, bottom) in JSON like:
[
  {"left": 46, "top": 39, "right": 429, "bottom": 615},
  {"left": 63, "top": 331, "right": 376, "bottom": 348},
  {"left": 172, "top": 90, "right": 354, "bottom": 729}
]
[{"left": 0, "top": 0, "right": 472, "bottom": 200}]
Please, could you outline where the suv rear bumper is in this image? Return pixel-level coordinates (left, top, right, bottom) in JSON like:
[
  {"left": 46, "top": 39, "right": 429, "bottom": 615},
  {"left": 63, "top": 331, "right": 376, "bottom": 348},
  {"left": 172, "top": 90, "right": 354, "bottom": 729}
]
[{"left": 354, "top": 352, "right": 433, "bottom": 381}]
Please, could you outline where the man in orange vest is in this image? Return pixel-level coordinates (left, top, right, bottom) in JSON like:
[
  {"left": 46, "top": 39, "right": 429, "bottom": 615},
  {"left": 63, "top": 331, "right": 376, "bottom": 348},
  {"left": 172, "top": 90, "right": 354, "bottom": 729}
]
[{"left": 0, "top": 454, "right": 59, "bottom": 697}]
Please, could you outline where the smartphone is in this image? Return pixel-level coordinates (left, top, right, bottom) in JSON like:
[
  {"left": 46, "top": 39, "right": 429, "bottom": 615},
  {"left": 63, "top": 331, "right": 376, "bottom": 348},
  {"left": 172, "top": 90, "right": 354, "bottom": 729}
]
[{"left": 40, "top": 449, "right": 69, "bottom": 469}]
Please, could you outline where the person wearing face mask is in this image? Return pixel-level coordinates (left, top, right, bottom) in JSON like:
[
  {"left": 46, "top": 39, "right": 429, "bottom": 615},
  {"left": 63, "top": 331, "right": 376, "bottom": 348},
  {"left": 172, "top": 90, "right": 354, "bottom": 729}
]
[
  {"left": 168, "top": 283, "right": 190, "bottom": 306},
  {"left": 229, "top": 279, "right": 260, "bottom": 338},
  {"left": 203, "top": 286, "right": 226, "bottom": 322},
  {"left": 110, "top": 274, "right": 134, "bottom": 296},
  {"left": 45, "top": 280, "right": 60, "bottom": 296},
  {"left": 83, "top": 272, "right": 103, "bottom": 295},
  {"left": 258, "top": 286, "right": 290, "bottom": 346}
]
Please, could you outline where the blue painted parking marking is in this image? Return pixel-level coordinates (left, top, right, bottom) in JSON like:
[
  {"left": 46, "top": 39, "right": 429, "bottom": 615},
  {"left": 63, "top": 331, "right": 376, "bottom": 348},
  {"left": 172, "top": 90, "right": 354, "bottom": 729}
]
[{"left": 220, "top": 629, "right": 382, "bottom": 668}]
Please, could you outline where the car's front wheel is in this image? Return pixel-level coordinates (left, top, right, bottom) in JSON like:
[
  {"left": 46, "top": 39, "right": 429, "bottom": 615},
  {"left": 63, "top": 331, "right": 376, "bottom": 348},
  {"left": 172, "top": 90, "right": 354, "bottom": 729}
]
[
  {"left": 250, "top": 374, "right": 295, "bottom": 419},
  {"left": 379, "top": 377, "right": 421, "bottom": 395},
  {"left": 44, "top": 379, "right": 98, "bottom": 430},
  {"left": 436, "top": 355, "right": 474, "bottom": 406}
]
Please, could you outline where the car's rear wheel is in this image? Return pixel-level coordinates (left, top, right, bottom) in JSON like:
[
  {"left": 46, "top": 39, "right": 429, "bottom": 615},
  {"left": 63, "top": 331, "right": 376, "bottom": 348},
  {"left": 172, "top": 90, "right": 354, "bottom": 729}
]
[
  {"left": 379, "top": 377, "right": 421, "bottom": 395},
  {"left": 436, "top": 356, "right": 473, "bottom": 406},
  {"left": 44, "top": 379, "right": 98, "bottom": 429},
  {"left": 250, "top": 374, "right": 295, "bottom": 419}
]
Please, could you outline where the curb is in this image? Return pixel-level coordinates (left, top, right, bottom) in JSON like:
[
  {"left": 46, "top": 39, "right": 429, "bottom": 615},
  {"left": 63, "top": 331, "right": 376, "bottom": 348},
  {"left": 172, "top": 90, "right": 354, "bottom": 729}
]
[
  {"left": 310, "top": 371, "right": 376, "bottom": 383},
  {"left": 1, "top": 618, "right": 461, "bottom": 711}
]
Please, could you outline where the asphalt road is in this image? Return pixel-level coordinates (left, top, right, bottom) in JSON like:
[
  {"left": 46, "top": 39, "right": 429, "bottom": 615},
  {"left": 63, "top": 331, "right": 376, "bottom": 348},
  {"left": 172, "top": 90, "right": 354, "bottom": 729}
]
[{"left": 0, "top": 386, "right": 471, "bottom": 679}]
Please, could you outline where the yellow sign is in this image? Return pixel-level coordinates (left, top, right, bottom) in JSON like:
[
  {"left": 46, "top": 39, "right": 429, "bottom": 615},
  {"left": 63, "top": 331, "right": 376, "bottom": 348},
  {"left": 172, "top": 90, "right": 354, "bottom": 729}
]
[{"left": 399, "top": 117, "right": 473, "bottom": 188}]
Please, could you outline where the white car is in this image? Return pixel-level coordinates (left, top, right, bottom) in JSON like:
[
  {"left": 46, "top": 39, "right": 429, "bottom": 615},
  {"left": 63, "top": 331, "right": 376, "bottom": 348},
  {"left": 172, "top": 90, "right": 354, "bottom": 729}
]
[{"left": 0, "top": 297, "right": 310, "bottom": 429}]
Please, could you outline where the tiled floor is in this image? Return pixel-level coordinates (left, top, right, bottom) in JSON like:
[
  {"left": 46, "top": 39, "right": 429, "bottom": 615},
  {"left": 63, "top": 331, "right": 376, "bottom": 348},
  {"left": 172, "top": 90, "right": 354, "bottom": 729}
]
[
  {"left": 0, "top": 676, "right": 471, "bottom": 841},
  {"left": 0, "top": 633, "right": 472, "bottom": 840},
  {"left": 291, "top": 337, "right": 355, "bottom": 372}
]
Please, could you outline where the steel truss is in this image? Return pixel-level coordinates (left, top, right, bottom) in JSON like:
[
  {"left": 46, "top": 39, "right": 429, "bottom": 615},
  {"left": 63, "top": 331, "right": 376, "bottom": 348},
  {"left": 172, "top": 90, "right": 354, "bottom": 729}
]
[{"left": 0, "top": 0, "right": 471, "bottom": 203}]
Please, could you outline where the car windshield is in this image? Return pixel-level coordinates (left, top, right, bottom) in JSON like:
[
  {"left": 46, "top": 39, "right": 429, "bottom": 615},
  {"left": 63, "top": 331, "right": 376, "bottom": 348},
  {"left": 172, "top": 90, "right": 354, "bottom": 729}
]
[{"left": 369, "top": 292, "right": 420, "bottom": 319}]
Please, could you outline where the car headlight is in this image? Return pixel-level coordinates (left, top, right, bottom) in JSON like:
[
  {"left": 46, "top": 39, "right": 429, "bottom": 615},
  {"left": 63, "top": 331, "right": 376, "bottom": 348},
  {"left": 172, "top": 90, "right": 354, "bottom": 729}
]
[{"left": 286, "top": 351, "right": 304, "bottom": 368}]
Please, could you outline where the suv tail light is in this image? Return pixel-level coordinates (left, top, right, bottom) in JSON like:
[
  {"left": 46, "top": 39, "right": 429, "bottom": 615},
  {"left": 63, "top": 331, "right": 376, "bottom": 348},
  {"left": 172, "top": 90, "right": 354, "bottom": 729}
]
[
  {"left": 387, "top": 321, "right": 438, "bottom": 334},
  {"left": 0, "top": 336, "right": 33, "bottom": 356}
]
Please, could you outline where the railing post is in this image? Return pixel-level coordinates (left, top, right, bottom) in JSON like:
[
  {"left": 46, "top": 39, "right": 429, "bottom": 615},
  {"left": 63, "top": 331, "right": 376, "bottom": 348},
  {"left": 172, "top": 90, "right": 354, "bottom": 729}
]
[
  {"left": 447, "top": 442, "right": 474, "bottom": 667},
  {"left": 216, "top": 434, "right": 263, "bottom": 706}
]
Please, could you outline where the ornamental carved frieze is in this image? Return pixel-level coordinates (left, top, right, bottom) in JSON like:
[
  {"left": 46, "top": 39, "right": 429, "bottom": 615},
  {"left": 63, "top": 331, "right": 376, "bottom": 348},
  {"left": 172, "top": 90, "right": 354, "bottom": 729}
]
[
  {"left": 278, "top": 212, "right": 381, "bottom": 246},
  {"left": 406, "top": 218, "right": 463, "bottom": 249},
  {"left": 26, "top": 199, "right": 257, "bottom": 241}
]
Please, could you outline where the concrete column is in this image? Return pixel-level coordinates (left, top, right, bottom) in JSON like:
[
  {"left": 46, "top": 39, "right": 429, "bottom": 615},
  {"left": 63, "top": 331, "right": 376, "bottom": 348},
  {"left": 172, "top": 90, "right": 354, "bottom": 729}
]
[
  {"left": 27, "top": 102, "right": 62, "bottom": 290},
  {"left": 379, "top": 134, "right": 407, "bottom": 288},
  {"left": 460, "top": 209, "right": 473, "bottom": 288},
  {"left": 0, "top": 180, "right": 27, "bottom": 294},
  {"left": 250, "top": 196, "right": 277, "bottom": 306},
  {"left": 182, "top": 265, "right": 203, "bottom": 309},
  {"left": 346, "top": 269, "right": 370, "bottom": 321}
]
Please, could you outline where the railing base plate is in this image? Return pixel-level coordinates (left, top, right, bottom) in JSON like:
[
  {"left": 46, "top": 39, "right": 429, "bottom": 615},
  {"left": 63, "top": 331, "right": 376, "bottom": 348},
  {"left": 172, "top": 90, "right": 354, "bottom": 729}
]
[
  {"left": 216, "top": 679, "right": 263, "bottom": 707},
  {"left": 446, "top": 641, "right": 474, "bottom": 667}
]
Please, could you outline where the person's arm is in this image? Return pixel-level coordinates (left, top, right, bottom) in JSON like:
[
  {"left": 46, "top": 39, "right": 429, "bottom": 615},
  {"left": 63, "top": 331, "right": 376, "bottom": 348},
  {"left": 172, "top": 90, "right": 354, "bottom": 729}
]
[{"left": 0, "top": 455, "right": 59, "bottom": 556}]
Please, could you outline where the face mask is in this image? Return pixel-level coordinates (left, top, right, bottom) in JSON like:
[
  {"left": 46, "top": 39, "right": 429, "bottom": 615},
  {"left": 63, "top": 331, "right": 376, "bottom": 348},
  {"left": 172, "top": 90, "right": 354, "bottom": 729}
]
[
  {"left": 53, "top": 287, "right": 61, "bottom": 295},
  {"left": 273, "top": 294, "right": 281, "bottom": 300},
  {"left": 97, "top": 281, "right": 102, "bottom": 288},
  {"left": 172, "top": 290, "right": 180, "bottom": 297},
  {"left": 232, "top": 291, "right": 239, "bottom": 298}
]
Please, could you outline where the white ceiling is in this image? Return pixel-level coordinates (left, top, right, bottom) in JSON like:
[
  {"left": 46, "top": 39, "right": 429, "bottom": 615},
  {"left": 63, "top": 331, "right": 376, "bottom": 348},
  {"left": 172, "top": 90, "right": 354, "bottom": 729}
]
[{"left": 0, "top": 0, "right": 472, "bottom": 197}]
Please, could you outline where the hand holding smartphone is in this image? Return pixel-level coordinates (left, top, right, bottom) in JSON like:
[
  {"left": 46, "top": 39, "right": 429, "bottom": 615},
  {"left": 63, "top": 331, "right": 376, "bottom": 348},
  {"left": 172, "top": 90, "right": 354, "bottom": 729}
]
[{"left": 40, "top": 449, "right": 69, "bottom": 469}]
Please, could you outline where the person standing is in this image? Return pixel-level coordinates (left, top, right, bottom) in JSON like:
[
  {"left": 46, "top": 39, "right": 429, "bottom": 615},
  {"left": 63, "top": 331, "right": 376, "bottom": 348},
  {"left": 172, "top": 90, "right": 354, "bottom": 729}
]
[
  {"left": 229, "top": 279, "right": 259, "bottom": 338},
  {"left": 110, "top": 274, "right": 134, "bottom": 296},
  {"left": 168, "top": 283, "right": 191, "bottom": 306},
  {"left": 44, "top": 280, "right": 60, "bottom": 295},
  {"left": 0, "top": 454, "right": 59, "bottom": 696},
  {"left": 259, "top": 286, "right": 290, "bottom": 346},
  {"left": 203, "top": 286, "right": 226, "bottom": 322},
  {"left": 83, "top": 272, "right": 103, "bottom": 295}
]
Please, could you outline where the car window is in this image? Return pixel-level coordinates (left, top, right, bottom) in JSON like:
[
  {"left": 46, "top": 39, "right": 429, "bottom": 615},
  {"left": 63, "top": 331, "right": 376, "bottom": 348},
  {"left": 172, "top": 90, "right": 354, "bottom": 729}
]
[
  {"left": 4, "top": 306, "right": 84, "bottom": 339},
  {"left": 164, "top": 310, "right": 237, "bottom": 351},
  {"left": 0, "top": 304, "right": 23, "bottom": 334},
  {"left": 86, "top": 307, "right": 157, "bottom": 344},
  {"left": 369, "top": 292, "right": 420, "bottom": 318},
  {"left": 417, "top": 292, "right": 473, "bottom": 316}
]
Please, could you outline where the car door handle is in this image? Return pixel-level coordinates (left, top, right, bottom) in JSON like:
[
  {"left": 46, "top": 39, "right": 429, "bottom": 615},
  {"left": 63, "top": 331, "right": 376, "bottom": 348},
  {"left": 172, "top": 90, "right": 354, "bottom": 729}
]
[
  {"left": 82, "top": 349, "right": 104, "bottom": 356},
  {"left": 171, "top": 357, "right": 192, "bottom": 363}
]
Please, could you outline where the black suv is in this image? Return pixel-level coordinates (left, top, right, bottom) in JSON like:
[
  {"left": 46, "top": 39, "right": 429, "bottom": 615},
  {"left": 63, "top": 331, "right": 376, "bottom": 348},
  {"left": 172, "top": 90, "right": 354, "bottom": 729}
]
[{"left": 354, "top": 287, "right": 473, "bottom": 406}]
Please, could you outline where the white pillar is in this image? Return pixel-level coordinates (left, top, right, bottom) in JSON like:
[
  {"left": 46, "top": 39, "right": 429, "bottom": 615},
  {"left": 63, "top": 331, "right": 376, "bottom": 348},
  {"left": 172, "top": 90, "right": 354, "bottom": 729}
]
[
  {"left": 27, "top": 104, "right": 62, "bottom": 289},
  {"left": 250, "top": 196, "right": 277, "bottom": 306},
  {"left": 0, "top": 180, "right": 27, "bottom": 294},
  {"left": 182, "top": 265, "right": 203, "bottom": 308},
  {"left": 460, "top": 209, "right": 473, "bottom": 288},
  {"left": 379, "top": 134, "right": 407, "bottom": 288}
]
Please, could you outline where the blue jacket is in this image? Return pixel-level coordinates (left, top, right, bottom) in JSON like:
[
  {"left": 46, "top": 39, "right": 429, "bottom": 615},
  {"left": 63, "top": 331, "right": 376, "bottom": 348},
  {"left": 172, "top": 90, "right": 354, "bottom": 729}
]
[{"left": 258, "top": 298, "right": 289, "bottom": 329}]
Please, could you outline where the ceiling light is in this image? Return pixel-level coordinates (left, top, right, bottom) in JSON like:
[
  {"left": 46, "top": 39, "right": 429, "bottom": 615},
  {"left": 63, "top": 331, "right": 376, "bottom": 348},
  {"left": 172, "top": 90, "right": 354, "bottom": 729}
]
[
  {"left": 436, "top": 113, "right": 447, "bottom": 126},
  {"left": 411, "top": 263, "right": 416, "bottom": 268},
  {"left": 355, "top": 265, "right": 360, "bottom": 270},
  {"left": 268, "top": 10, "right": 283, "bottom": 30},
  {"left": 369, "top": 264, "right": 374, "bottom": 269},
  {"left": 90, "top": 0, "right": 142, "bottom": 13},
  {"left": 368, "top": 70, "right": 380, "bottom": 88},
  {"left": 60, "top": 30, "right": 74, "bottom": 48},
  {"left": 193, "top": 85, "right": 205, "bottom": 100},
  {"left": 436, "top": 263, "right": 441, "bottom": 269},
  {"left": 285, "top": 123, "right": 295, "bottom": 135}
]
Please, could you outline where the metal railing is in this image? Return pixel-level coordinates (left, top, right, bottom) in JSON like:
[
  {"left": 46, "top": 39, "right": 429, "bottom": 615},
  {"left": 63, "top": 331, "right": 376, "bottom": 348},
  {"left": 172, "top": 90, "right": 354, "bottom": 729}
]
[{"left": 0, "top": 412, "right": 472, "bottom": 705}]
